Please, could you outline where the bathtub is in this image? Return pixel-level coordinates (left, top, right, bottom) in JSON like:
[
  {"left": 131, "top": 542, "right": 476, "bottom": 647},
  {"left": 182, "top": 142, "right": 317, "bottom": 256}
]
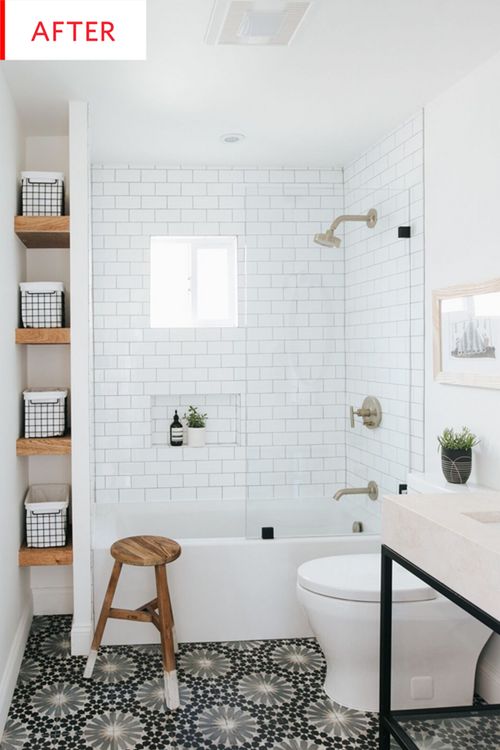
[{"left": 93, "top": 500, "right": 380, "bottom": 645}]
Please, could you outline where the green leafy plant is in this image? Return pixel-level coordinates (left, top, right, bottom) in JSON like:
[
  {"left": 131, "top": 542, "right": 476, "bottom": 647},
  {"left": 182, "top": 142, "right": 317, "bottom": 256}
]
[
  {"left": 184, "top": 405, "right": 207, "bottom": 429},
  {"left": 437, "top": 426, "right": 479, "bottom": 451}
]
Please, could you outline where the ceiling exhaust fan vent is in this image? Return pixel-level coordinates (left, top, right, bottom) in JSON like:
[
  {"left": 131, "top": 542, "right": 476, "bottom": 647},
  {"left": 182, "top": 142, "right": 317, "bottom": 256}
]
[{"left": 206, "top": 1, "right": 313, "bottom": 46}]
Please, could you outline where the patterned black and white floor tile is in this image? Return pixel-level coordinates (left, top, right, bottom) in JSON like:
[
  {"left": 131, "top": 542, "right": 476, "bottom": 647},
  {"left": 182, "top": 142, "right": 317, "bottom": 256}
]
[
  {"left": 0, "top": 616, "right": 494, "bottom": 750},
  {"left": 396, "top": 706, "right": 500, "bottom": 750}
]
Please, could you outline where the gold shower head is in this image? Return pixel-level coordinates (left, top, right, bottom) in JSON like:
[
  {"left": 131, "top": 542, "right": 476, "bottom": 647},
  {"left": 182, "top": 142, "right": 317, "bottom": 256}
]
[
  {"left": 313, "top": 229, "right": 342, "bottom": 248},
  {"left": 314, "top": 208, "right": 377, "bottom": 249}
]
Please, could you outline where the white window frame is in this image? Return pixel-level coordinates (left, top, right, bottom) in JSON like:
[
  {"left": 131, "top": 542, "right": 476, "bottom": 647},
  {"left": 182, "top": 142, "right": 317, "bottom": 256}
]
[{"left": 150, "top": 235, "right": 238, "bottom": 328}]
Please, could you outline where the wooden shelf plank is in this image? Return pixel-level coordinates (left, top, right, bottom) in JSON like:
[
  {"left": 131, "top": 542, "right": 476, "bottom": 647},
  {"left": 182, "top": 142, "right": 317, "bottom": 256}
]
[
  {"left": 16, "top": 435, "right": 71, "bottom": 456},
  {"left": 15, "top": 216, "right": 70, "bottom": 249},
  {"left": 19, "top": 543, "right": 73, "bottom": 567},
  {"left": 15, "top": 328, "right": 70, "bottom": 345}
]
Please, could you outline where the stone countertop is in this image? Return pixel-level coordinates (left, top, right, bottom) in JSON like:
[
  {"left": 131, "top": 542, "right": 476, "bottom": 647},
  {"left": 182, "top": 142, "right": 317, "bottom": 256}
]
[{"left": 382, "top": 491, "right": 500, "bottom": 621}]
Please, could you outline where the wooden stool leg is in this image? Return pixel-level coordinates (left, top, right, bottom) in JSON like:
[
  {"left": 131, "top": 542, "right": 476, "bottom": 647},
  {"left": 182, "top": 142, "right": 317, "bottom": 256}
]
[
  {"left": 155, "top": 564, "right": 179, "bottom": 710},
  {"left": 166, "top": 586, "right": 178, "bottom": 654},
  {"left": 84, "top": 560, "right": 122, "bottom": 679}
]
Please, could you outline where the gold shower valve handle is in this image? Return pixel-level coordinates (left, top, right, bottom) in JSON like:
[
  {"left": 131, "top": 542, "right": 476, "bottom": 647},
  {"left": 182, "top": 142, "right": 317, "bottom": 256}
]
[
  {"left": 349, "top": 406, "right": 371, "bottom": 427},
  {"left": 349, "top": 397, "right": 382, "bottom": 429}
]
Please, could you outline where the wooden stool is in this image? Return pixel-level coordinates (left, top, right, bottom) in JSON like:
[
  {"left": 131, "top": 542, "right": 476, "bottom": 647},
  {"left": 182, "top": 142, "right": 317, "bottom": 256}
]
[{"left": 83, "top": 535, "right": 181, "bottom": 709}]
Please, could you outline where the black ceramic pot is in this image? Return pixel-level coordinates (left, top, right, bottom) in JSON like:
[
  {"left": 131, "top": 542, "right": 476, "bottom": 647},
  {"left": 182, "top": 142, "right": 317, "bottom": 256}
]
[{"left": 441, "top": 447, "right": 472, "bottom": 484}]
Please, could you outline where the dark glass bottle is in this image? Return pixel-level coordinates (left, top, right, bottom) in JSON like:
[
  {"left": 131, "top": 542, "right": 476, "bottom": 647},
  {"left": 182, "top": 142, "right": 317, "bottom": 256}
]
[{"left": 170, "top": 410, "right": 183, "bottom": 446}]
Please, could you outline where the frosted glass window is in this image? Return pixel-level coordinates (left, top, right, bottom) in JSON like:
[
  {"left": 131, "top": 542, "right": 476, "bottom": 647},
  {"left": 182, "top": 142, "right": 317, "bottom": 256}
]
[{"left": 150, "top": 236, "right": 238, "bottom": 328}]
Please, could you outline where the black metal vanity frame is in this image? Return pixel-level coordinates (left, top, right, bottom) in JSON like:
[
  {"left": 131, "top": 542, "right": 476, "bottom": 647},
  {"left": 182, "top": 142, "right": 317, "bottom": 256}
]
[{"left": 379, "top": 544, "right": 500, "bottom": 750}]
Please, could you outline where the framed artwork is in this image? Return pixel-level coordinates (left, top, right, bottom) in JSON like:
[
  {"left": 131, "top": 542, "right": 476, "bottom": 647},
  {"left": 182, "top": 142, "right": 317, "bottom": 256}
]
[{"left": 433, "top": 278, "right": 500, "bottom": 389}]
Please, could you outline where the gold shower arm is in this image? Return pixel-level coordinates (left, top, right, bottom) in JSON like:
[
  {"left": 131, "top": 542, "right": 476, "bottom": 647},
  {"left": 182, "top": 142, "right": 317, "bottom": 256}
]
[
  {"left": 314, "top": 207, "right": 377, "bottom": 248},
  {"left": 330, "top": 209, "right": 378, "bottom": 232}
]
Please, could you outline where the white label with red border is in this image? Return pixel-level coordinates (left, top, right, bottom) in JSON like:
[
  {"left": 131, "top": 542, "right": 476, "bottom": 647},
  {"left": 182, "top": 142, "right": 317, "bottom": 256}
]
[{"left": 1, "top": 0, "right": 146, "bottom": 60}]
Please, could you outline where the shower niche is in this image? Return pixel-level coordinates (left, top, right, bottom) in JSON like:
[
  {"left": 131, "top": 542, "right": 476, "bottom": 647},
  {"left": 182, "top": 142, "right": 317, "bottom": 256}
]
[{"left": 151, "top": 393, "right": 242, "bottom": 448}]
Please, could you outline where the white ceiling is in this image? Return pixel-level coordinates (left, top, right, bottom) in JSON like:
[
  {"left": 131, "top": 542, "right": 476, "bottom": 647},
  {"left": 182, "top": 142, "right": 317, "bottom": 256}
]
[{"left": 4, "top": 0, "right": 500, "bottom": 167}]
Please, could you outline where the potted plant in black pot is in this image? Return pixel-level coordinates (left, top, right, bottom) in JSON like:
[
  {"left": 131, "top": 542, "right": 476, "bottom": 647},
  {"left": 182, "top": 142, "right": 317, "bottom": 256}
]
[{"left": 437, "top": 427, "right": 479, "bottom": 484}]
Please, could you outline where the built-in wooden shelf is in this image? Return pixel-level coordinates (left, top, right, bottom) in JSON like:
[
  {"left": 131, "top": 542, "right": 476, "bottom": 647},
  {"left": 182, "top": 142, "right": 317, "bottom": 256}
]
[
  {"left": 15, "top": 212, "right": 72, "bottom": 572},
  {"left": 15, "top": 216, "right": 70, "bottom": 249},
  {"left": 16, "top": 435, "right": 71, "bottom": 456},
  {"left": 19, "top": 543, "right": 73, "bottom": 567},
  {"left": 15, "top": 328, "right": 70, "bottom": 345}
]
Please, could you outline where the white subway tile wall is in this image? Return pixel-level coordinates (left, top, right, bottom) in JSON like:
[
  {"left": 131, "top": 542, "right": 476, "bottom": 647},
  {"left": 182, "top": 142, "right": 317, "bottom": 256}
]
[
  {"left": 92, "top": 167, "right": 346, "bottom": 504},
  {"left": 92, "top": 118, "right": 424, "bottom": 516},
  {"left": 343, "top": 111, "right": 425, "bottom": 498}
]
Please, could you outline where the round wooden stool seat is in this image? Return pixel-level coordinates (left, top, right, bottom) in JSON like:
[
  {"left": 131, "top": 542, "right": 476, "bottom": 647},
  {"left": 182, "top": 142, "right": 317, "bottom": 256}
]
[{"left": 111, "top": 535, "right": 181, "bottom": 567}]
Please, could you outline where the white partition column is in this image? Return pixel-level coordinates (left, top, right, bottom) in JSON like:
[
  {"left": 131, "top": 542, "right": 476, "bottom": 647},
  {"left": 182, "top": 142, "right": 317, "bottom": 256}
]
[{"left": 69, "top": 101, "right": 93, "bottom": 655}]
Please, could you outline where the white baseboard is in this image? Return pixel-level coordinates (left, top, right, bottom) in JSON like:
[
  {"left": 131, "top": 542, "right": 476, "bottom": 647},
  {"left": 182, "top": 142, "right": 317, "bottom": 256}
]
[
  {"left": 71, "top": 622, "right": 93, "bottom": 656},
  {"left": 0, "top": 602, "right": 33, "bottom": 734},
  {"left": 32, "top": 586, "right": 73, "bottom": 616},
  {"left": 477, "top": 658, "right": 500, "bottom": 703}
]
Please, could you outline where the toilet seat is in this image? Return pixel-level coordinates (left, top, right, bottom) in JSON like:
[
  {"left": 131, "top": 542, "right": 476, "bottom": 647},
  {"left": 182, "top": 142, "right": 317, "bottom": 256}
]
[{"left": 298, "top": 553, "right": 437, "bottom": 603}]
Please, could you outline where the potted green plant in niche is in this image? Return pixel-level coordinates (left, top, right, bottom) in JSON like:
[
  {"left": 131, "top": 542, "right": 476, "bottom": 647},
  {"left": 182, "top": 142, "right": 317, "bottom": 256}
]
[
  {"left": 437, "top": 426, "right": 479, "bottom": 484},
  {"left": 185, "top": 406, "right": 208, "bottom": 448}
]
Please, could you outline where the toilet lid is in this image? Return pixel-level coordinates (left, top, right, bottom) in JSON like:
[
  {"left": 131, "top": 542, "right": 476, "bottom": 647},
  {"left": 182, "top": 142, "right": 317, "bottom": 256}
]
[{"left": 297, "top": 553, "right": 437, "bottom": 603}]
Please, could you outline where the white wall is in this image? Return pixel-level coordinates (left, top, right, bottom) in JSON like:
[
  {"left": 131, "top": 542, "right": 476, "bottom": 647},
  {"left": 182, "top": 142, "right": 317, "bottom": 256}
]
[
  {"left": 0, "top": 71, "right": 31, "bottom": 732},
  {"left": 69, "top": 101, "right": 93, "bottom": 655},
  {"left": 424, "top": 50, "right": 500, "bottom": 702},
  {"left": 425, "top": 51, "right": 500, "bottom": 488}
]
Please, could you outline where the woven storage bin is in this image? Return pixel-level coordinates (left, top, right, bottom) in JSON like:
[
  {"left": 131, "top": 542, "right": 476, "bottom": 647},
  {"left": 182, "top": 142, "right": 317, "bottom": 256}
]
[
  {"left": 20, "top": 282, "right": 64, "bottom": 329},
  {"left": 23, "top": 388, "right": 67, "bottom": 438},
  {"left": 21, "top": 171, "right": 64, "bottom": 216},
  {"left": 25, "top": 484, "right": 70, "bottom": 548}
]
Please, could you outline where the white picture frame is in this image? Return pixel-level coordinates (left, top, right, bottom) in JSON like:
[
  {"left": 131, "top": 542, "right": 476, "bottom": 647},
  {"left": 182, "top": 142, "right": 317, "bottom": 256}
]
[{"left": 433, "top": 278, "right": 500, "bottom": 389}]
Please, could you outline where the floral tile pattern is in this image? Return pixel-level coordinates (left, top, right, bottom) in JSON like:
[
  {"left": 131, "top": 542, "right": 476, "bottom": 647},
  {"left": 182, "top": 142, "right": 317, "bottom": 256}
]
[
  {"left": 0, "top": 615, "right": 495, "bottom": 750},
  {"left": 238, "top": 673, "right": 294, "bottom": 707},
  {"left": 397, "top": 706, "right": 500, "bottom": 750}
]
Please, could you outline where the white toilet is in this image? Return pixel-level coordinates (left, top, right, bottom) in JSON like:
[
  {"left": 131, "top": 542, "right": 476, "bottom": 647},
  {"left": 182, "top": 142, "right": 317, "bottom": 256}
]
[{"left": 297, "top": 553, "right": 491, "bottom": 712}]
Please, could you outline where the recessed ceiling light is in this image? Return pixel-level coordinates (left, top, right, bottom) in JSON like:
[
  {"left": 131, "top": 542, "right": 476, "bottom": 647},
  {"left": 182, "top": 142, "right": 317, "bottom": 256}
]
[
  {"left": 206, "top": 1, "right": 314, "bottom": 46},
  {"left": 220, "top": 133, "right": 246, "bottom": 144}
]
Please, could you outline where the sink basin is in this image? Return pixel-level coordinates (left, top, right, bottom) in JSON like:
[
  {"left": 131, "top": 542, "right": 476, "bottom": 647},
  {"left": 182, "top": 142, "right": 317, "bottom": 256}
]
[
  {"left": 463, "top": 511, "right": 500, "bottom": 524},
  {"left": 382, "top": 490, "right": 500, "bottom": 620}
]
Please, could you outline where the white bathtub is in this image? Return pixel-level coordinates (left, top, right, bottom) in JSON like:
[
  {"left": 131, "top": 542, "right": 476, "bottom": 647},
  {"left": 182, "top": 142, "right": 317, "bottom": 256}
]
[{"left": 93, "top": 501, "right": 380, "bottom": 645}]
